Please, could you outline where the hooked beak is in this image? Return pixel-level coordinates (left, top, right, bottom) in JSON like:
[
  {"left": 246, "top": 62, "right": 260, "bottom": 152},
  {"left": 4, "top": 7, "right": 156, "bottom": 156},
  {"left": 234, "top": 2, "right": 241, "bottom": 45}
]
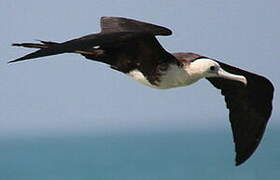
[{"left": 217, "top": 68, "right": 247, "bottom": 85}]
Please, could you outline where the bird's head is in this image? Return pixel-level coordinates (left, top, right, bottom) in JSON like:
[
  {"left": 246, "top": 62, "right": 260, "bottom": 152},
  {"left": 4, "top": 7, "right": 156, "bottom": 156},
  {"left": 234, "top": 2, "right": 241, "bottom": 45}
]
[{"left": 188, "top": 58, "right": 247, "bottom": 85}]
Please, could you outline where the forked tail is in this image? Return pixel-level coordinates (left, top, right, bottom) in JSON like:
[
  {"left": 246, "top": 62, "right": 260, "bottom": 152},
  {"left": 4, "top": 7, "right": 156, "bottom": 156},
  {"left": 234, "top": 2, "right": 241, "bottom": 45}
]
[{"left": 8, "top": 40, "right": 65, "bottom": 63}]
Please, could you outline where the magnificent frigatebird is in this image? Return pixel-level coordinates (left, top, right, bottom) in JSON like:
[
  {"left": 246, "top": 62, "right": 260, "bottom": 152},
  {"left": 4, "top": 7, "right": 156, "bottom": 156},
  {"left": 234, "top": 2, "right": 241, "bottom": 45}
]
[{"left": 9, "top": 16, "right": 274, "bottom": 166}]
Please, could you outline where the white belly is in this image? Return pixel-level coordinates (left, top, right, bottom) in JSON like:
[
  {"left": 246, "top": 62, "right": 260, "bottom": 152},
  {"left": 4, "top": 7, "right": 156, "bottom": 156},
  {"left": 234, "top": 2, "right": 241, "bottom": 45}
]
[{"left": 127, "top": 64, "right": 201, "bottom": 89}]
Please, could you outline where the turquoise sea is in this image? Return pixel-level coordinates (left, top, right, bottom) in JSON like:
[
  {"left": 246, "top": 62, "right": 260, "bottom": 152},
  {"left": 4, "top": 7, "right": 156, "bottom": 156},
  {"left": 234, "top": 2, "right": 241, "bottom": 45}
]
[{"left": 1, "top": 128, "right": 279, "bottom": 180}]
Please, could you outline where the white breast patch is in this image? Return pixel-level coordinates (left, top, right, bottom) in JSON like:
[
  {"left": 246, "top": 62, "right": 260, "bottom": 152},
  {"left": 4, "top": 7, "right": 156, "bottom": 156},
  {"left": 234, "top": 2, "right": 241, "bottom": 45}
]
[
  {"left": 158, "top": 64, "right": 191, "bottom": 89},
  {"left": 127, "top": 69, "right": 156, "bottom": 88}
]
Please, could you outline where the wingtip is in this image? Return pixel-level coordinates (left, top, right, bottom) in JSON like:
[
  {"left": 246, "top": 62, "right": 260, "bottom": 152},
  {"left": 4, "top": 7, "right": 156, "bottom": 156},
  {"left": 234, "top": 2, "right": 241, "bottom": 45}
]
[
  {"left": 235, "top": 161, "right": 242, "bottom": 166},
  {"left": 235, "top": 154, "right": 249, "bottom": 166}
]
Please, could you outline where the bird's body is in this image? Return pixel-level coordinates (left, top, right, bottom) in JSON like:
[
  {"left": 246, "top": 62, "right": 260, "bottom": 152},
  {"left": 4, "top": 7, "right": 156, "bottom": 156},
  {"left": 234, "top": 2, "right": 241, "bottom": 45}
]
[{"left": 10, "top": 16, "right": 274, "bottom": 166}]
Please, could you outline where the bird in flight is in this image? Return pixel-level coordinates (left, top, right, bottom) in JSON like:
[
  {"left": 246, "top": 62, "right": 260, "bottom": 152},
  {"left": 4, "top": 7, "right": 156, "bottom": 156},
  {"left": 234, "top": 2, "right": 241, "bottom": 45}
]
[{"left": 9, "top": 16, "right": 274, "bottom": 166}]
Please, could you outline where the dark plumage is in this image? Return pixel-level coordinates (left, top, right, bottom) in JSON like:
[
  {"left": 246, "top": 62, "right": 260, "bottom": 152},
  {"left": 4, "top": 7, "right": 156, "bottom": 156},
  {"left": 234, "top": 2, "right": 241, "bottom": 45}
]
[{"left": 9, "top": 16, "right": 274, "bottom": 166}]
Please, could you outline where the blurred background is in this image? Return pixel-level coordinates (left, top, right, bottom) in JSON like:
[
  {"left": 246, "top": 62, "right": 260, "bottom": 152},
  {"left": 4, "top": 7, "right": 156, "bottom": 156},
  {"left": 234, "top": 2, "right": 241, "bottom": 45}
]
[{"left": 0, "top": 0, "right": 279, "bottom": 179}]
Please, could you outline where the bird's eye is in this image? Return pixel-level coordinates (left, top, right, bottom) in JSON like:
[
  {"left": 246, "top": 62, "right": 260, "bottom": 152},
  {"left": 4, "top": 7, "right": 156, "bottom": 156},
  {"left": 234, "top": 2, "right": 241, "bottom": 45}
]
[{"left": 210, "top": 66, "right": 216, "bottom": 71}]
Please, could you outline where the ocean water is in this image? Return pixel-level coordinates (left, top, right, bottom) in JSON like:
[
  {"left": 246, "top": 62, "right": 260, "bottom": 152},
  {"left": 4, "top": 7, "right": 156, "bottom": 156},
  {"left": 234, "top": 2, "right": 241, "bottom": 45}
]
[{"left": 0, "top": 128, "right": 279, "bottom": 180}]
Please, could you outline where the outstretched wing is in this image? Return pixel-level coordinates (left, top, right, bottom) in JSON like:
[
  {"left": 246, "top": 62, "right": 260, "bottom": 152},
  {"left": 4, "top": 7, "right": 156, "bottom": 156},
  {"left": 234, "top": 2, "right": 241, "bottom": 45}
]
[
  {"left": 9, "top": 17, "right": 175, "bottom": 67},
  {"left": 206, "top": 61, "right": 274, "bottom": 166}
]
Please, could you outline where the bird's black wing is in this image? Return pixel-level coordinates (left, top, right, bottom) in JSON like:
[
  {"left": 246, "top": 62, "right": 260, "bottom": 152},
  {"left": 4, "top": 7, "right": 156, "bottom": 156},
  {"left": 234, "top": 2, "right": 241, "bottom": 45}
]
[
  {"left": 206, "top": 61, "right": 274, "bottom": 166},
  {"left": 10, "top": 17, "right": 178, "bottom": 84},
  {"left": 10, "top": 17, "right": 177, "bottom": 84}
]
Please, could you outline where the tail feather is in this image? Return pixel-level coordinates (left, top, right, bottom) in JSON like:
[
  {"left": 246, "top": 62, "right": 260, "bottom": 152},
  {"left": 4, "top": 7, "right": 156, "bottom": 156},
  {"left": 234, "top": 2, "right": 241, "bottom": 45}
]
[
  {"left": 12, "top": 42, "right": 48, "bottom": 49},
  {"left": 9, "top": 47, "right": 65, "bottom": 63},
  {"left": 37, "top": 40, "right": 60, "bottom": 46},
  {"left": 12, "top": 40, "right": 59, "bottom": 48},
  {"left": 9, "top": 40, "right": 65, "bottom": 63}
]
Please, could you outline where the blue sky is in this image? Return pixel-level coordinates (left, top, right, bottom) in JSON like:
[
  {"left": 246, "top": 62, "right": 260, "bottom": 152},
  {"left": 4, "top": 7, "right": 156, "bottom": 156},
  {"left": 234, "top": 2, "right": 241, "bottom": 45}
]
[{"left": 1, "top": 0, "right": 279, "bottom": 137}]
